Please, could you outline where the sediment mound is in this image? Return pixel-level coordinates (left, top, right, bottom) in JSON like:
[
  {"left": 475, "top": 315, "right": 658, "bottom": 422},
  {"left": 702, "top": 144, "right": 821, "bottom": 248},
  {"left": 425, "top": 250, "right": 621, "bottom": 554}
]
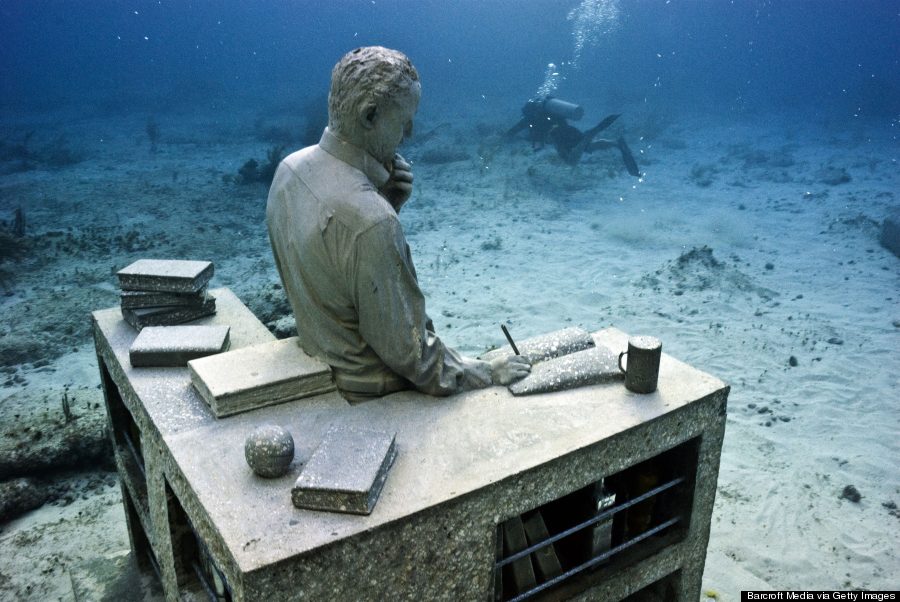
[{"left": 638, "top": 245, "right": 777, "bottom": 300}]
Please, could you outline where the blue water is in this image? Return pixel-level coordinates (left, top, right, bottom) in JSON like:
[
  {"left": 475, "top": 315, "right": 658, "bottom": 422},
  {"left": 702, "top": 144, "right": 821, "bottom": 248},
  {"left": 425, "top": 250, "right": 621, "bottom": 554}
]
[{"left": 2, "top": 1, "right": 898, "bottom": 120}]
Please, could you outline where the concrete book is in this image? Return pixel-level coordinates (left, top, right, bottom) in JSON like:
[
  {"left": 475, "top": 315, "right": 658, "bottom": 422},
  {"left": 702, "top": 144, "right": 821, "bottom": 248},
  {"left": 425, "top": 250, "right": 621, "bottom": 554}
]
[
  {"left": 482, "top": 326, "right": 621, "bottom": 396},
  {"left": 522, "top": 510, "right": 563, "bottom": 581},
  {"left": 292, "top": 425, "right": 397, "bottom": 515},
  {"left": 509, "top": 345, "right": 622, "bottom": 396},
  {"left": 120, "top": 288, "right": 210, "bottom": 309},
  {"left": 117, "top": 259, "right": 214, "bottom": 293},
  {"left": 188, "top": 337, "right": 334, "bottom": 418},
  {"left": 121, "top": 296, "right": 216, "bottom": 331},
  {"left": 481, "top": 326, "right": 596, "bottom": 364},
  {"left": 129, "top": 325, "right": 230, "bottom": 367},
  {"left": 501, "top": 516, "right": 537, "bottom": 595}
]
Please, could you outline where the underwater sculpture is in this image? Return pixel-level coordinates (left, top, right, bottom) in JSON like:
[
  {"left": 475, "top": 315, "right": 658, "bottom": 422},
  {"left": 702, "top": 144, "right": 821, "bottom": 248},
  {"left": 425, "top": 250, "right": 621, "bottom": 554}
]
[
  {"left": 506, "top": 95, "right": 641, "bottom": 176},
  {"left": 266, "top": 46, "right": 530, "bottom": 402}
]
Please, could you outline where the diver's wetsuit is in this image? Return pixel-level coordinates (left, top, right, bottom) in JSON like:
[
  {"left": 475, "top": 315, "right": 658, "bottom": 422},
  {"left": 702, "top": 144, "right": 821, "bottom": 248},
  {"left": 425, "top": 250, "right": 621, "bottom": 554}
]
[
  {"left": 506, "top": 97, "right": 641, "bottom": 176},
  {"left": 506, "top": 98, "right": 565, "bottom": 149}
]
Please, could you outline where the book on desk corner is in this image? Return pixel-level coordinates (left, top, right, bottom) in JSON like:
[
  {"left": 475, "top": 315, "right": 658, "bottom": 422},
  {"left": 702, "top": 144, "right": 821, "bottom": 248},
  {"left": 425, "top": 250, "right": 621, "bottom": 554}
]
[{"left": 188, "top": 336, "right": 335, "bottom": 417}]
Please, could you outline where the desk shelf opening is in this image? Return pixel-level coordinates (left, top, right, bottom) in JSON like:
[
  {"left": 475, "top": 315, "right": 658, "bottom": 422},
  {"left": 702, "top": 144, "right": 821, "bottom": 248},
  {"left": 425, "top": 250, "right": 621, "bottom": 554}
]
[{"left": 494, "top": 437, "right": 700, "bottom": 601}]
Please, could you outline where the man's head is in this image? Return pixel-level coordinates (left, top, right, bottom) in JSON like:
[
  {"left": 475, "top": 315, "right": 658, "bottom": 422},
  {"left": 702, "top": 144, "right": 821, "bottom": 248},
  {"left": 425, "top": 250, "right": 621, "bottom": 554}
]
[{"left": 328, "top": 46, "right": 420, "bottom": 163}]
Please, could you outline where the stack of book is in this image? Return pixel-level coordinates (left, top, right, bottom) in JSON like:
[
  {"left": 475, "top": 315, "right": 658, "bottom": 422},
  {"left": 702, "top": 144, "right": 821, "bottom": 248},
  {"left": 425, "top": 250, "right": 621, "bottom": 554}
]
[{"left": 116, "top": 259, "right": 216, "bottom": 331}]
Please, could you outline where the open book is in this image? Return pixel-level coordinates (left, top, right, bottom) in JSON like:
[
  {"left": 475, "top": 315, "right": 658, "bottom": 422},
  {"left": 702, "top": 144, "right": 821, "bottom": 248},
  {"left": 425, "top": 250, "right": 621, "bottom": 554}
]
[{"left": 482, "top": 327, "right": 622, "bottom": 396}]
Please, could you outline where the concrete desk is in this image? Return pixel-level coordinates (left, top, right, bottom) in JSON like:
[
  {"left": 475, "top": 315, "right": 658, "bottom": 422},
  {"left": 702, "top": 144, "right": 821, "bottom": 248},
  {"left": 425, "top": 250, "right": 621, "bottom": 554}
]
[{"left": 92, "top": 288, "right": 728, "bottom": 602}]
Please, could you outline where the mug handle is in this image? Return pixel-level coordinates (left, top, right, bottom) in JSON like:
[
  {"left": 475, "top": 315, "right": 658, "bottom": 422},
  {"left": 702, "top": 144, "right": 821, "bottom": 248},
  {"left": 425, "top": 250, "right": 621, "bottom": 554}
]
[{"left": 618, "top": 351, "right": 628, "bottom": 374}]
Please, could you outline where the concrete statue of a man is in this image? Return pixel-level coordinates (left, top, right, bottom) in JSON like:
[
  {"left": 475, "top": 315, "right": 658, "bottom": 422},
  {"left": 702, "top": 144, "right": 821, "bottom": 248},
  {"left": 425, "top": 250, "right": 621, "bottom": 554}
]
[{"left": 266, "top": 46, "right": 530, "bottom": 402}]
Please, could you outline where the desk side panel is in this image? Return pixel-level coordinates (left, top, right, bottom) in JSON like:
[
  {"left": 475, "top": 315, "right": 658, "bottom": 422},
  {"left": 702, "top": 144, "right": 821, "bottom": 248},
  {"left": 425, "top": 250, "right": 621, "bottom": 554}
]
[{"left": 92, "top": 287, "right": 278, "bottom": 600}]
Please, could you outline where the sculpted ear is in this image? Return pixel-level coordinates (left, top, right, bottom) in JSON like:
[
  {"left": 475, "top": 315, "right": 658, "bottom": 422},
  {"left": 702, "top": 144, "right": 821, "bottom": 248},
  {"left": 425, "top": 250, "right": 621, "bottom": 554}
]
[{"left": 359, "top": 102, "right": 377, "bottom": 129}]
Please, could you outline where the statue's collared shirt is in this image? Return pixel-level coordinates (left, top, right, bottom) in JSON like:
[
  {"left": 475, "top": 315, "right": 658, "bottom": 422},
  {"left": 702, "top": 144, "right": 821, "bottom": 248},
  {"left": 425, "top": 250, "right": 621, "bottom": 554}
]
[{"left": 266, "top": 128, "right": 492, "bottom": 400}]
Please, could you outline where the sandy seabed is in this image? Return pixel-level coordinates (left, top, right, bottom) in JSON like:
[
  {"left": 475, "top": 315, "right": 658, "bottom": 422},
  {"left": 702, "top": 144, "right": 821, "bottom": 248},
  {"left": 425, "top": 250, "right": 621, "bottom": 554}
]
[{"left": 0, "top": 100, "right": 897, "bottom": 600}]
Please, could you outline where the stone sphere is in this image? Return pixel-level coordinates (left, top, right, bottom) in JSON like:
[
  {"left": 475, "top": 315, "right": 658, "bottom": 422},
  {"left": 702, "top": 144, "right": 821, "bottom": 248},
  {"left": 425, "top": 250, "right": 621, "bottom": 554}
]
[{"left": 244, "top": 424, "right": 295, "bottom": 478}]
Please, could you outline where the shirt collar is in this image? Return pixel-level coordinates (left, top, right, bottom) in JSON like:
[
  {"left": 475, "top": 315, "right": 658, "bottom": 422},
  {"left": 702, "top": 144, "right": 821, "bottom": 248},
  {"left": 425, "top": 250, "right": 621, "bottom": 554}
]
[{"left": 318, "top": 127, "right": 390, "bottom": 188}]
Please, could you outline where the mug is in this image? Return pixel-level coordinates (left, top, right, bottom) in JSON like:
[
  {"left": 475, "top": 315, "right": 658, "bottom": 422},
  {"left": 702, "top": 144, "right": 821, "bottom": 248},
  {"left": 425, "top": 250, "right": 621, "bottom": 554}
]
[{"left": 618, "top": 336, "right": 662, "bottom": 394}]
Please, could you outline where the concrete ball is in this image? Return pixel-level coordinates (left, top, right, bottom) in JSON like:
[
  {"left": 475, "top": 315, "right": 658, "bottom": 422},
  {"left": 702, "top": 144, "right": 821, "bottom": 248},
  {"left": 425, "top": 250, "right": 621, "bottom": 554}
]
[{"left": 244, "top": 424, "right": 295, "bottom": 478}]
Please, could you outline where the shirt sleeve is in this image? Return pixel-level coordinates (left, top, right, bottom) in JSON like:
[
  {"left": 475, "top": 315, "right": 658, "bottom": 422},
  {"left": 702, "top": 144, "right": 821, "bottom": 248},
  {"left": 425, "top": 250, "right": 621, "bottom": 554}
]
[{"left": 352, "top": 217, "right": 492, "bottom": 396}]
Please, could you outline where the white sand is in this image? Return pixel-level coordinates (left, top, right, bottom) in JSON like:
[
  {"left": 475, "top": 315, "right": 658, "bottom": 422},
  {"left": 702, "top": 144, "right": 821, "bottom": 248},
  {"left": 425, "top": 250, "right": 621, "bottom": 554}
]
[{"left": 0, "top": 102, "right": 897, "bottom": 599}]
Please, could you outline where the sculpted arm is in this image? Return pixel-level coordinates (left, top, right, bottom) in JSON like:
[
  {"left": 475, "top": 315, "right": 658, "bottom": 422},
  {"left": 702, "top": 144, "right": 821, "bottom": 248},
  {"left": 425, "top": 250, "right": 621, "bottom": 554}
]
[{"left": 353, "top": 219, "right": 528, "bottom": 394}]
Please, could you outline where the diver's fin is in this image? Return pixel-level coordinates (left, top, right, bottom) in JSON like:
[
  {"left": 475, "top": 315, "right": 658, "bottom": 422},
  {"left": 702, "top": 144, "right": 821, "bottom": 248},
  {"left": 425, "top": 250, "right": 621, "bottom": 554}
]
[
  {"left": 617, "top": 136, "right": 641, "bottom": 177},
  {"left": 587, "top": 114, "right": 621, "bottom": 137},
  {"left": 566, "top": 114, "right": 622, "bottom": 165}
]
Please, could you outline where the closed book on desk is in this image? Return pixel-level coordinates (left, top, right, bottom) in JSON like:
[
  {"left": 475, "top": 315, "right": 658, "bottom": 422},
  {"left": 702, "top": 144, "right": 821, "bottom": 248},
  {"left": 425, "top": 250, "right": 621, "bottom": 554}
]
[
  {"left": 121, "top": 295, "right": 217, "bottom": 331},
  {"left": 121, "top": 288, "right": 210, "bottom": 310},
  {"left": 117, "top": 259, "right": 213, "bottom": 293},
  {"left": 292, "top": 425, "right": 397, "bottom": 515},
  {"left": 188, "top": 337, "right": 334, "bottom": 417},
  {"left": 129, "top": 325, "right": 230, "bottom": 367}
]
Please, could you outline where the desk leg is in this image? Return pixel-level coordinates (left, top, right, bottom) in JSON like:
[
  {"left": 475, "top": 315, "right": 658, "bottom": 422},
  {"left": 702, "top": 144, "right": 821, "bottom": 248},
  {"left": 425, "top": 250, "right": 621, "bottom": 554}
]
[{"left": 147, "top": 449, "right": 183, "bottom": 601}]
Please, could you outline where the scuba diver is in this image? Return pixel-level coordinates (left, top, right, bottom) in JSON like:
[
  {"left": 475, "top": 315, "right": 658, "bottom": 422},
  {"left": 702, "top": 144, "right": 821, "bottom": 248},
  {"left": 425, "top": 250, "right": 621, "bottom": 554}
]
[{"left": 506, "top": 96, "right": 641, "bottom": 177}]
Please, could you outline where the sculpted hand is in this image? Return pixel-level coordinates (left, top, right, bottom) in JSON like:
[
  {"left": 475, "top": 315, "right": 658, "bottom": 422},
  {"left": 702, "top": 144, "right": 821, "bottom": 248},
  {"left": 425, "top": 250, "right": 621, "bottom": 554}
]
[
  {"left": 490, "top": 355, "right": 531, "bottom": 386},
  {"left": 379, "top": 154, "right": 414, "bottom": 212}
]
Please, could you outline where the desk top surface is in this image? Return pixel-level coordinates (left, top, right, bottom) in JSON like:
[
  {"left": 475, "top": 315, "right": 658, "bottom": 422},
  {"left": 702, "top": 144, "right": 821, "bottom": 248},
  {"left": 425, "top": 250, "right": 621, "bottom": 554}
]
[{"left": 93, "top": 288, "right": 727, "bottom": 573}]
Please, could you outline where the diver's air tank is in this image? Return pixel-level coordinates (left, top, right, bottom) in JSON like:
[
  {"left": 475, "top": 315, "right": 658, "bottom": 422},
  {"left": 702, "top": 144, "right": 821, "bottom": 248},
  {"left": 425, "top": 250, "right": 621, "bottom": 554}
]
[{"left": 543, "top": 97, "right": 584, "bottom": 121}]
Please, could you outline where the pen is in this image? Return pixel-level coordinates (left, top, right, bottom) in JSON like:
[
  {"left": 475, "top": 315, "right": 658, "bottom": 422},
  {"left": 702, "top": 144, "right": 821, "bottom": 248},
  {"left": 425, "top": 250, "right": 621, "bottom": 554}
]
[{"left": 500, "top": 324, "right": 520, "bottom": 356}]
